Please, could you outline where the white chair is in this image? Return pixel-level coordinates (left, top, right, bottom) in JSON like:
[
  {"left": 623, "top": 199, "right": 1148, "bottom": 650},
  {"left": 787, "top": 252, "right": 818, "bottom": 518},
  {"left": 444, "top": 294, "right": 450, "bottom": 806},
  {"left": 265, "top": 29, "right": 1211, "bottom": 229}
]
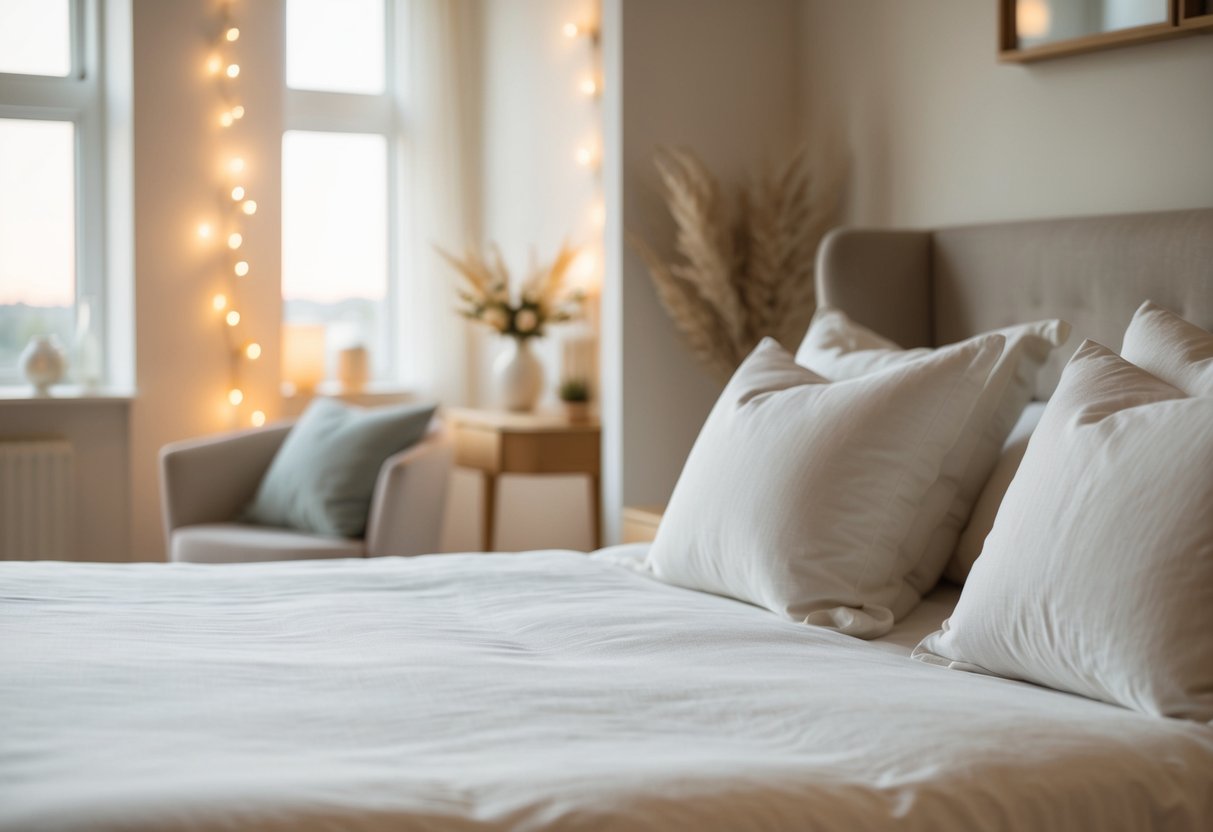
[{"left": 160, "top": 420, "right": 453, "bottom": 563}]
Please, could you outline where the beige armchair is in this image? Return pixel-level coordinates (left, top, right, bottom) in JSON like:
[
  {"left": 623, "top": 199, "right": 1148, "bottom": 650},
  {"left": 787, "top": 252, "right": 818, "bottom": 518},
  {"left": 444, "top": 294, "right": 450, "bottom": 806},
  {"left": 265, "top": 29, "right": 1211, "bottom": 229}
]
[{"left": 160, "top": 420, "right": 453, "bottom": 564}]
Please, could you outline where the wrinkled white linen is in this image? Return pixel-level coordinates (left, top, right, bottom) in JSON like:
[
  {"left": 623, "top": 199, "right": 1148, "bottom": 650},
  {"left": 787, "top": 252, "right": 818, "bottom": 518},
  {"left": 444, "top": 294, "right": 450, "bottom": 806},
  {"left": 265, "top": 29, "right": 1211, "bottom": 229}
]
[{"left": 2, "top": 551, "right": 1211, "bottom": 831}]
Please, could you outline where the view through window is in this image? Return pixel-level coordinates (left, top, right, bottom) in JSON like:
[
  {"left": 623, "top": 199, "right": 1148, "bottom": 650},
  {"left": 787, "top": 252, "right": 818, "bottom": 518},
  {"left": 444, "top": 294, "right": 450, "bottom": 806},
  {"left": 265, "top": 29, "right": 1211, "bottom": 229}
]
[
  {"left": 282, "top": 0, "right": 393, "bottom": 385},
  {"left": 0, "top": 119, "right": 76, "bottom": 375},
  {"left": 0, "top": 0, "right": 97, "bottom": 385}
]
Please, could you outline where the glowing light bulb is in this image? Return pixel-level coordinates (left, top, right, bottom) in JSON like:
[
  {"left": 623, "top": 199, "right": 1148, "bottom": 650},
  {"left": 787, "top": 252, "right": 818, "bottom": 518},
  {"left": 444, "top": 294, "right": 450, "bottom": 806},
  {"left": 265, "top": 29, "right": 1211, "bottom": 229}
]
[
  {"left": 250, "top": 410, "right": 266, "bottom": 427},
  {"left": 225, "top": 310, "right": 241, "bottom": 327},
  {"left": 231, "top": 186, "right": 245, "bottom": 201},
  {"left": 241, "top": 199, "right": 257, "bottom": 215},
  {"left": 229, "top": 157, "right": 245, "bottom": 174},
  {"left": 197, "top": 222, "right": 213, "bottom": 239},
  {"left": 562, "top": 21, "right": 579, "bottom": 38},
  {"left": 231, "top": 105, "right": 245, "bottom": 119},
  {"left": 225, "top": 63, "right": 240, "bottom": 79},
  {"left": 225, "top": 26, "right": 240, "bottom": 42},
  {"left": 579, "top": 77, "right": 598, "bottom": 96},
  {"left": 1017, "top": 0, "right": 1051, "bottom": 38},
  {"left": 211, "top": 293, "right": 228, "bottom": 311},
  {"left": 245, "top": 342, "right": 262, "bottom": 360},
  {"left": 219, "top": 111, "right": 234, "bottom": 128},
  {"left": 234, "top": 260, "right": 249, "bottom": 277},
  {"left": 228, "top": 388, "right": 244, "bottom": 406},
  {"left": 206, "top": 54, "right": 222, "bottom": 75},
  {"left": 227, "top": 232, "right": 243, "bottom": 250},
  {"left": 574, "top": 146, "right": 594, "bottom": 167}
]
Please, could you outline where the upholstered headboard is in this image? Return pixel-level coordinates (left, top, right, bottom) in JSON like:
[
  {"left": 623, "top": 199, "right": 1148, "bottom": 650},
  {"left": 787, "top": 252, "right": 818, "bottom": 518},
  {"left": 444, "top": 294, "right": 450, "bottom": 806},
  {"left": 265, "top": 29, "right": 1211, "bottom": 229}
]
[{"left": 815, "top": 208, "right": 1213, "bottom": 397}]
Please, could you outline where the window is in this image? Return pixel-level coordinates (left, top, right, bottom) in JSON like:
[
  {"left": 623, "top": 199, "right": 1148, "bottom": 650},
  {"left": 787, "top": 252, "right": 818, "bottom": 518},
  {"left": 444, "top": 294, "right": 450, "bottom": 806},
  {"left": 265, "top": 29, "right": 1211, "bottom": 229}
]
[
  {"left": 282, "top": 0, "right": 396, "bottom": 386},
  {"left": 286, "top": 0, "right": 385, "bottom": 95},
  {"left": 0, "top": 0, "right": 105, "bottom": 386}
]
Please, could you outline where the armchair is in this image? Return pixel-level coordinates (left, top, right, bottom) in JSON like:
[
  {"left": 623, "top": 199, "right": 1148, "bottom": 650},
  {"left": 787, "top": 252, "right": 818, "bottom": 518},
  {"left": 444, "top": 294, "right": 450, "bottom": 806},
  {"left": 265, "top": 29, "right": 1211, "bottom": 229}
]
[{"left": 160, "top": 419, "right": 453, "bottom": 563}]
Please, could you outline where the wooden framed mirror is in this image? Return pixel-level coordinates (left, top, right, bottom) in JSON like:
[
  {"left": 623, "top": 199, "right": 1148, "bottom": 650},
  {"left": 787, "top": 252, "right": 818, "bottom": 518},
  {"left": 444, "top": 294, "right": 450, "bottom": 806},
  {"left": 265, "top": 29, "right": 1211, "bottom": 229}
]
[
  {"left": 999, "top": 0, "right": 1212, "bottom": 62},
  {"left": 1180, "top": 0, "right": 1213, "bottom": 29}
]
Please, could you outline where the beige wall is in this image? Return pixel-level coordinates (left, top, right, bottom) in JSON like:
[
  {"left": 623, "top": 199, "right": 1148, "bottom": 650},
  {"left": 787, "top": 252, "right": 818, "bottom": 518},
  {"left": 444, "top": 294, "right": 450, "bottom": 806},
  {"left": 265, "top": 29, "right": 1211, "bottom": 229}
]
[
  {"left": 127, "top": 0, "right": 284, "bottom": 560},
  {"left": 601, "top": 0, "right": 802, "bottom": 539},
  {"left": 799, "top": 1, "right": 1213, "bottom": 228}
]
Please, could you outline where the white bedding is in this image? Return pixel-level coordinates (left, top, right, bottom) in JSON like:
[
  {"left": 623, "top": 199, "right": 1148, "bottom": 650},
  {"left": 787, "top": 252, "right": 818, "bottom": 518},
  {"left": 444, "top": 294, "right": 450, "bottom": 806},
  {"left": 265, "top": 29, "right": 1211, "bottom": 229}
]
[{"left": 2, "top": 550, "right": 1211, "bottom": 831}]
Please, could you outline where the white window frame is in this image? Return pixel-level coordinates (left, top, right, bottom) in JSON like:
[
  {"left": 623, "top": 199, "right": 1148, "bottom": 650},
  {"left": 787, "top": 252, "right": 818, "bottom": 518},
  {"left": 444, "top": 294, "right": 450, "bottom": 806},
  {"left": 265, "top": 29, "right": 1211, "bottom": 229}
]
[
  {"left": 0, "top": 0, "right": 106, "bottom": 385},
  {"left": 282, "top": 0, "right": 401, "bottom": 384}
]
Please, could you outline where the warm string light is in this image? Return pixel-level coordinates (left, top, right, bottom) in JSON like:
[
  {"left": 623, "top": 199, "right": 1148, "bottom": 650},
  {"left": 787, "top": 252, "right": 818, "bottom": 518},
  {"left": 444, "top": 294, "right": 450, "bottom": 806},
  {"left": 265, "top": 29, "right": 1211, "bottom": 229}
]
[
  {"left": 574, "top": 144, "right": 596, "bottom": 167},
  {"left": 565, "top": 19, "right": 603, "bottom": 178},
  {"left": 564, "top": 14, "right": 604, "bottom": 303},
  {"left": 199, "top": 4, "right": 262, "bottom": 428}
]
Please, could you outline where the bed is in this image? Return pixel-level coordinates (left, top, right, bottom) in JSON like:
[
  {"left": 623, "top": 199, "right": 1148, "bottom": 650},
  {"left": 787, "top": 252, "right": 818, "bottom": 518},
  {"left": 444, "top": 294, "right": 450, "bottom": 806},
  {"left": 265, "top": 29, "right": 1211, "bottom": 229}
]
[{"left": 3, "top": 208, "right": 1213, "bottom": 831}]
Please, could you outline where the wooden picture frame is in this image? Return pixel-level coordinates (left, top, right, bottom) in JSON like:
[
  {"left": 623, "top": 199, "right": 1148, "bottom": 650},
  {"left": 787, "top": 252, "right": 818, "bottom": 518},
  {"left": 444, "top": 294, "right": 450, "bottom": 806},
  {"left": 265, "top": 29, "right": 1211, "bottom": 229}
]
[
  {"left": 1180, "top": 0, "right": 1213, "bottom": 29},
  {"left": 999, "top": 0, "right": 1209, "bottom": 63}
]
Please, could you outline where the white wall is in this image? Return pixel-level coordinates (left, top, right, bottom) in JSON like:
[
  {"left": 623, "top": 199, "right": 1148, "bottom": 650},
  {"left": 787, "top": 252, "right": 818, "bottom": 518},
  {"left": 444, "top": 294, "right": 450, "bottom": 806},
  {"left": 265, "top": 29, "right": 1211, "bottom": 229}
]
[
  {"left": 601, "top": 0, "right": 802, "bottom": 540},
  {"left": 799, "top": 0, "right": 1213, "bottom": 229}
]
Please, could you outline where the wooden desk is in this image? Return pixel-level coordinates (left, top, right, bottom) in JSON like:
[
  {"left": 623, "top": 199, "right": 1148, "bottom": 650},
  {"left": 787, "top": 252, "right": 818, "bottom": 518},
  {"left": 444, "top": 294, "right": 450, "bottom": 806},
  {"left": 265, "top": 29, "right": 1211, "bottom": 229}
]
[{"left": 447, "top": 408, "right": 601, "bottom": 551}]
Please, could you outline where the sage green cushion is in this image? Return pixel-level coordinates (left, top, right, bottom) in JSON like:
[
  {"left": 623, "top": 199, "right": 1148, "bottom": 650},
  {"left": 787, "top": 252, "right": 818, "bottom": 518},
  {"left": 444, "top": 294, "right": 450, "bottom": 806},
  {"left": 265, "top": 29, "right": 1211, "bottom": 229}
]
[{"left": 244, "top": 399, "right": 437, "bottom": 538}]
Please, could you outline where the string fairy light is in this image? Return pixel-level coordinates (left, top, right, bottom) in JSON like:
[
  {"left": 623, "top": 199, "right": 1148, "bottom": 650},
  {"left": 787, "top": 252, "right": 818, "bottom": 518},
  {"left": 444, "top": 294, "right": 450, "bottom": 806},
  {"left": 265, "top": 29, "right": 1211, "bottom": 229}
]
[
  {"left": 558, "top": 7, "right": 605, "bottom": 403},
  {"left": 199, "top": 1, "right": 262, "bottom": 428}
]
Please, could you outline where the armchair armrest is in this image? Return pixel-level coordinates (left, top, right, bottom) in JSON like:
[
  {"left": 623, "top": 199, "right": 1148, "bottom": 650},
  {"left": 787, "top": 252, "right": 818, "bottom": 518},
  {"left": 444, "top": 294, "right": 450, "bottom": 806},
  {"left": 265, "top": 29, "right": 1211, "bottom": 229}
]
[
  {"left": 365, "top": 424, "right": 454, "bottom": 557},
  {"left": 160, "top": 423, "right": 293, "bottom": 540}
]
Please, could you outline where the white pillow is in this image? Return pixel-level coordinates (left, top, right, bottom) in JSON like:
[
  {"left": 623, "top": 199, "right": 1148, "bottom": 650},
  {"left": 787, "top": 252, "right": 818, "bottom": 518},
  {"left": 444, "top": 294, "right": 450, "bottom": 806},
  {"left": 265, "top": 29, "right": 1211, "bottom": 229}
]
[
  {"left": 913, "top": 340, "right": 1213, "bottom": 722},
  {"left": 1121, "top": 300, "right": 1213, "bottom": 395},
  {"left": 796, "top": 309, "right": 1070, "bottom": 595},
  {"left": 647, "top": 335, "right": 1003, "bottom": 639},
  {"left": 948, "top": 402, "right": 1046, "bottom": 584}
]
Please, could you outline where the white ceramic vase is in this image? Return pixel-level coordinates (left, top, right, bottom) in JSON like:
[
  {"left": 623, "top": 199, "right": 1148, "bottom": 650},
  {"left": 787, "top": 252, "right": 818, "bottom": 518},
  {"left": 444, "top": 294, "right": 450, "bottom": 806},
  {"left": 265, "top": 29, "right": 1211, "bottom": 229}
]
[
  {"left": 20, "top": 335, "right": 67, "bottom": 396},
  {"left": 493, "top": 337, "right": 545, "bottom": 412}
]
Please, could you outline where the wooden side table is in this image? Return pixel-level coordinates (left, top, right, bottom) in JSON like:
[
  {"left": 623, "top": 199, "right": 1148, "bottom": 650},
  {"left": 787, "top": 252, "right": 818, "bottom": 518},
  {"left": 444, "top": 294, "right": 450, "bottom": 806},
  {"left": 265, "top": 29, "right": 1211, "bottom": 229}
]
[
  {"left": 446, "top": 408, "right": 601, "bottom": 551},
  {"left": 621, "top": 505, "right": 665, "bottom": 544}
]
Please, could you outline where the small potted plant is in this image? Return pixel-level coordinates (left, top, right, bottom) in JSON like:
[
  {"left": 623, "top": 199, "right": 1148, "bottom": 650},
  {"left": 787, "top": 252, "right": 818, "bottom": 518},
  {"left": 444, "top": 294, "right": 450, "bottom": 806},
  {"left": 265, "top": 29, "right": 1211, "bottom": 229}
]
[{"left": 559, "top": 377, "right": 592, "bottom": 423}]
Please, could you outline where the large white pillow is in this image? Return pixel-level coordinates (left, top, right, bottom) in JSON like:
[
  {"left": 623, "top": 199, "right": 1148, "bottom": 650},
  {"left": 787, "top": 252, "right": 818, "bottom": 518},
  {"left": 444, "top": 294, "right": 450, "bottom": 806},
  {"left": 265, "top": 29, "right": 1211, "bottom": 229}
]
[
  {"left": 795, "top": 309, "right": 1070, "bottom": 594},
  {"left": 647, "top": 335, "right": 1003, "bottom": 639},
  {"left": 913, "top": 340, "right": 1213, "bottom": 722},
  {"left": 1121, "top": 300, "right": 1213, "bottom": 395}
]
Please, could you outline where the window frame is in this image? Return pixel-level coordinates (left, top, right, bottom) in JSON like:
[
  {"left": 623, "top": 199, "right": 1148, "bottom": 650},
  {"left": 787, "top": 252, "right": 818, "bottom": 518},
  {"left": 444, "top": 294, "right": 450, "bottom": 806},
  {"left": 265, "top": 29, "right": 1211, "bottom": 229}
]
[
  {"left": 0, "top": 0, "right": 106, "bottom": 386},
  {"left": 282, "top": 0, "right": 400, "bottom": 384}
]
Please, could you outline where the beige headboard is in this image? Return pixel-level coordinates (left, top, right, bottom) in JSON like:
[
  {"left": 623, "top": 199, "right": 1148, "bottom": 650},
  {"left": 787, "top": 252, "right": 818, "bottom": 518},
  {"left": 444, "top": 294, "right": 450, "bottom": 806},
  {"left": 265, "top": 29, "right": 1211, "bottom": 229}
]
[{"left": 815, "top": 208, "right": 1213, "bottom": 397}]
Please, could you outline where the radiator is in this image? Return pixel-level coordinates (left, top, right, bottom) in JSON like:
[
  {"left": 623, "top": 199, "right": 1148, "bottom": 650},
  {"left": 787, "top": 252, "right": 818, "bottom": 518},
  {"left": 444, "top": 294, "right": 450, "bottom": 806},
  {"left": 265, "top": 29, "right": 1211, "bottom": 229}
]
[{"left": 0, "top": 440, "right": 74, "bottom": 560}]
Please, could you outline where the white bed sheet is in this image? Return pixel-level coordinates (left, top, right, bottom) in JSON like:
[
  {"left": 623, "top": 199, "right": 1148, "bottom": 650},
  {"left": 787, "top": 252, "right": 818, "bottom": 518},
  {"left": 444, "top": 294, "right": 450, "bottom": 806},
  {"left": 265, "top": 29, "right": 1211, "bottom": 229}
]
[{"left": 2, "top": 550, "right": 1211, "bottom": 831}]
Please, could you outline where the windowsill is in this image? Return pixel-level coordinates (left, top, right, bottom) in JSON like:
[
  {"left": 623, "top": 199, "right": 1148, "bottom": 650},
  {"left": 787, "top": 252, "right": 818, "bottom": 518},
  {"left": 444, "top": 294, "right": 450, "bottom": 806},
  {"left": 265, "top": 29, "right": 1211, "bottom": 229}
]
[
  {"left": 279, "top": 382, "right": 418, "bottom": 417},
  {"left": 281, "top": 380, "right": 416, "bottom": 400},
  {"left": 0, "top": 385, "right": 135, "bottom": 405}
]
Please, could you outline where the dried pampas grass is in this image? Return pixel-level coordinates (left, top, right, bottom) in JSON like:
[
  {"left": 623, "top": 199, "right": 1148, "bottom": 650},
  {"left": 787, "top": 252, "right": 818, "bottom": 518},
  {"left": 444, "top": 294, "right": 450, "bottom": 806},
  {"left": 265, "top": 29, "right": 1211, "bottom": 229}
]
[{"left": 630, "top": 147, "right": 840, "bottom": 382}]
